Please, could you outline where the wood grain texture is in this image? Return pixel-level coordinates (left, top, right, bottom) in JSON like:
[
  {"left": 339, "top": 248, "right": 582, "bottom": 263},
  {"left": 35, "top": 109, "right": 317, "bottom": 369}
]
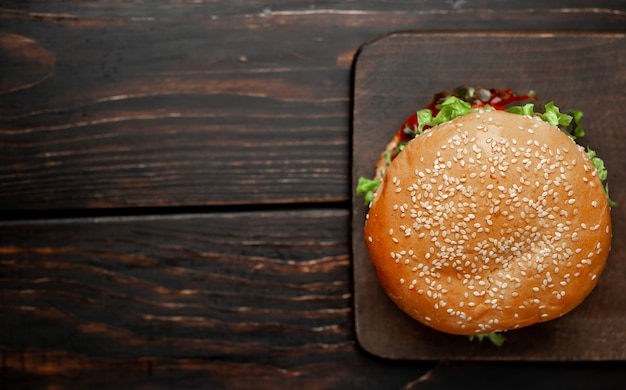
[
  {"left": 0, "top": 210, "right": 434, "bottom": 388},
  {"left": 0, "top": 31, "right": 55, "bottom": 94},
  {"left": 1, "top": 2, "right": 625, "bottom": 209},
  {"left": 352, "top": 31, "right": 626, "bottom": 360}
]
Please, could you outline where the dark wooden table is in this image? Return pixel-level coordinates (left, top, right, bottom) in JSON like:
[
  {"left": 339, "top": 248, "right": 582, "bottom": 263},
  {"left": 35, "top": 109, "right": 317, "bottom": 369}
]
[{"left": 1, "top": 1, "right": 625, "bottom": 388}]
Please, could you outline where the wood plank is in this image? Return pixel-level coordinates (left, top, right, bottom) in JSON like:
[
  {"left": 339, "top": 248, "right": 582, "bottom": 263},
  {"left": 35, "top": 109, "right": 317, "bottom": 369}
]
[
  {"left": 0, "top": 209, "right": 434, "bottom": 388},
  {"left": 1, "top": 3, "right": 625, "bottom": 209},
  {"left": 352, "top": 31, "right": 626, "bottom": 360}
]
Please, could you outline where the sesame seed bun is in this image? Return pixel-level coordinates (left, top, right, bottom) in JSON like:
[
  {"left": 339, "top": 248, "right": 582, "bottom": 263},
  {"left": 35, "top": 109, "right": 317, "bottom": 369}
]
[{"left": 364, "top": 110, "right": 612, "bottom": 335}]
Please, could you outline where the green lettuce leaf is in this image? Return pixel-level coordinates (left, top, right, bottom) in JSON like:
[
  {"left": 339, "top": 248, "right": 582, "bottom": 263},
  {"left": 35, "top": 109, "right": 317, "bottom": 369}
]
[
  {"left": 356, "top": 177, "right": 380, "bottom": 205},
  {"left": 568, "top": 109, "right": 585, "bottom": 139},
  {"left": 416, "top": 109, "right": 434, "bottom": 134},
  {"left": 506, "top": 103, "right": 535, "bottom": 116},
  {"left": 540, "top": 101, "right": 573, "bottom": 127},
  {"left": 468, "top": 332, "right": 506, "bottom": 347},
  {"left": 416, "top": 96, "right": 473, "bottom": 133},
  {"left": 605, "top": 183, "right": 619, "bottom": 208},
  {"left": 507, "top": 102, "right": 581, "bottom": 138},
  {"left": 383, "top": 142, "right": 408, "bottom": 164},
  {"left": 586, "top": 147, "right": 618, "bottom": 206}
]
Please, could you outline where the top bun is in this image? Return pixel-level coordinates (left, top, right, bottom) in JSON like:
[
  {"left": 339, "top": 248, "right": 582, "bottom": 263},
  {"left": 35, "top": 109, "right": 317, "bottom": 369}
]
[{"left": 364, "top": 110, "right": 612, "bottom": 335}]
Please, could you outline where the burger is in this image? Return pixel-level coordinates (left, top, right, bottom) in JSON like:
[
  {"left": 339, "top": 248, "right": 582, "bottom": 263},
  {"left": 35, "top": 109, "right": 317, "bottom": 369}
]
[{"left": 357, "top": 87, "right": 615, "bottom": 345}]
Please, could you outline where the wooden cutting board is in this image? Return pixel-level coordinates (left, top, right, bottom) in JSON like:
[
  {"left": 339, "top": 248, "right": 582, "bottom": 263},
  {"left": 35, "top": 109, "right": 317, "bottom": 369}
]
[{"left": 352, "top": 31, "right": 626, "bottom": 361}]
